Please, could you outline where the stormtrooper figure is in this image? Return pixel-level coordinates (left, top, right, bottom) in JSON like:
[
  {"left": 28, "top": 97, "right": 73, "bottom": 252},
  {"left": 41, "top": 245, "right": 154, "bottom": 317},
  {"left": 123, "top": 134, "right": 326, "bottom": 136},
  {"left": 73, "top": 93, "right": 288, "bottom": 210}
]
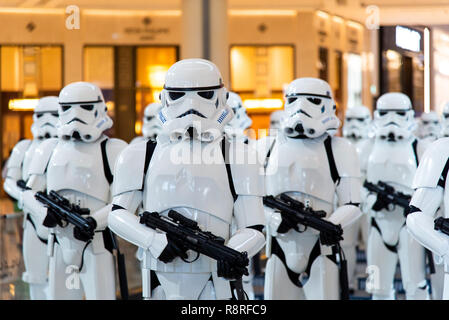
[
  {"left": 407, "top": 136, "right": 449, "bottom": 300},
  {"left": 418, "top": 111, "right": 441, "bottom": 142},
  {"left": 108, "top": 58, "right": 266, "bottom": 300},
  {"left": 364, "top": 92, "right": 429, "bottom": 300},
  {"left": 441, "top": 102, "right": 449, "bottom": 138},
  {"left": 21, "top": 81, "right": 127, "bottom": 299},
  {"left": 131, "top": 102, "right": 163, "bottom": 144},
  {"left": 3, "top": 96, "right": 59, "bottom": 299},
  {"left": 224, "top": 92, "right": 252, "bottom": 143},
  {"left": 268, "top": 110, "right": 285, "bottom": 136},
  {"left": 262, "top": 77, "right": 362, "bottom": 300},
  {"left": 341, "top": 105, "right": 373, "bottom": 290}
]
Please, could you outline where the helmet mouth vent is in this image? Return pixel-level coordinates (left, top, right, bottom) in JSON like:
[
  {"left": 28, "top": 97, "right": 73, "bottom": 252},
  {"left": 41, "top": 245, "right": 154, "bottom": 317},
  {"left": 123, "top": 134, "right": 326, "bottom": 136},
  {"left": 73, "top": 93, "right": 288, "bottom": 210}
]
[
  {"left": 177, "top": 109, "right": 206, "bottom": 119},
  {"left": 72, "top": 131, "right": 81, "bottom": 140}
]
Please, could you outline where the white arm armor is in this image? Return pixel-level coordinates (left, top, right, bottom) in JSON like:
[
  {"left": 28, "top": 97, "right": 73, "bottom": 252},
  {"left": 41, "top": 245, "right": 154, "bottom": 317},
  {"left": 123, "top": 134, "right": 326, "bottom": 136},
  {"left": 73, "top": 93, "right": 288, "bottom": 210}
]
[
  {"left": 109, "top": 141, "right": 168, "bottom": 259},
  {"left": 109, "top": 191, "right": 168, "bottom": 259},
  {"left": 21, "top": 139, "right": 58, "bottom": 223},
  {"left": 412, "top": 138, "right": 449, "bottom": 189},
  {"left": 227, "top": 141, "right": 266, "bottom": 258},
  {"left": 406, "top": 185, "right": 448, "bottom": 258},
  {"left": 3, "top": 139, "right": 31, "bottom": 200},
  {"left": 89, "top": 138, "right": 128, "bottom": 231},
  {"left": 229, "top": 195, "right": 266, "bottom": 258},
  {"left": 22, "top": 174, "right": 48, "bottom": 225},
  {"left": 332, "top": 137, "right": 363, "bottom": 228}
]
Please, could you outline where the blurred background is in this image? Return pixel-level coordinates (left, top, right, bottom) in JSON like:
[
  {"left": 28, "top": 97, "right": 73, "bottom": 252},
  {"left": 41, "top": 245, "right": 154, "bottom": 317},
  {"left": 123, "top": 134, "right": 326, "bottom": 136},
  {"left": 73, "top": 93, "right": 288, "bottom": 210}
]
[{"left": 0, "top": 0, "right": 447, "bottom": 299}]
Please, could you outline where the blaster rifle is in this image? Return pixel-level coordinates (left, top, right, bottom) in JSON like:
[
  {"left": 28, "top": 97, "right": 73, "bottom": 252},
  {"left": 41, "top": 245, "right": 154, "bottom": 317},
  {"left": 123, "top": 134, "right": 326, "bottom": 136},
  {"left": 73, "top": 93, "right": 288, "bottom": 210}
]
[
  {"left": 139, "top": 210, "right": 250, "bottom": 300},
  {"left": 35, "top": 190, "right": 96, "bottom": 241}
]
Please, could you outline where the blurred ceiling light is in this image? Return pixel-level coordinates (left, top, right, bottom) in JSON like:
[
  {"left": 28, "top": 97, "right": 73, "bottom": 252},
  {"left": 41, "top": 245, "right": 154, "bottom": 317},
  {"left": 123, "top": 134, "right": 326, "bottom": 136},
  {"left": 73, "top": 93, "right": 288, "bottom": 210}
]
[
  {"left": 396, "top": 26, "right": 421, "bottom": 52},
  {"left": 316, "top": 10, "right": 330, "bottom": 19},
  {"left": 0, "top": 7, "right": 63, "bottom": 14},
  {"left": 8, "top": 99, "right": 39, "bottom": 111},
  {"left": 229, "top": 9, "right": 297, "bottom": 16},
  {"left": 346, "top": 20, "right": 363, "bottom": 30},
  {"left": 84, "top": 9, "right": 181, "bottom": 16},
  {"left": 243, "top": 99, "right": 283, "bottom": 110},
  {"left": 332, "top": 16, "right": 344, "bottom": 24},
  {"left": 148, "top": 65, "right": 169, "bottom": 88}
]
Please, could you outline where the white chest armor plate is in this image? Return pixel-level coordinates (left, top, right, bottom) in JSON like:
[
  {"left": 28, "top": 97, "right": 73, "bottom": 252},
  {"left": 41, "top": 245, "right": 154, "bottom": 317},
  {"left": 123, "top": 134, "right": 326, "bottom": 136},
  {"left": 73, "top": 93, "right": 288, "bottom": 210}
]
[
  {"left": 143, "top": 140, "right": 235, "bottom": 273},
  {"left": 367, "top": 139, "right": 417, "bottom": 193},
  {"left": 47, "top": 139, "right": 110, "bottom": 203},
  {"left": 265, "top": 137, "right": 336, "bottom": 206},
  {"left": 22, "top": 139, "right": 41, "bottom": 181}
]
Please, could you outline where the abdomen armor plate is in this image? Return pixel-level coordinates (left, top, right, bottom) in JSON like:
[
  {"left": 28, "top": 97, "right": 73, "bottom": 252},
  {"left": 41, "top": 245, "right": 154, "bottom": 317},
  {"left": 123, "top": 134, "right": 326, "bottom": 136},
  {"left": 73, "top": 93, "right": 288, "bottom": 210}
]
[{"left": 47, "top": 139, "right": 110, "bottom": 203}]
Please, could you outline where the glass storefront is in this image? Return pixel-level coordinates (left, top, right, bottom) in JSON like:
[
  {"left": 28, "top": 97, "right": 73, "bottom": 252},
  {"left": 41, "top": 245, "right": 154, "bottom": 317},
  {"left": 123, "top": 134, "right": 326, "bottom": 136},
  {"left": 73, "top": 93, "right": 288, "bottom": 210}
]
[
  {"left": 83, "top": 45, "right": 178, "bottom": 140},
  {"left": 230, "top": 45, "right": 294, "bottom": 138},
  {"left": 0, "top": 45, "right": 63, "bottom": 171}
]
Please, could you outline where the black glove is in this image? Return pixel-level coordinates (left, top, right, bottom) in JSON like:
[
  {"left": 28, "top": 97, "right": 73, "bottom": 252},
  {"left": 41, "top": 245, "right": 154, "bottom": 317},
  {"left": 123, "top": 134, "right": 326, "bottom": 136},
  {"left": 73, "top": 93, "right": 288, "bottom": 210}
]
[
  {"left": 43, "top": 208, "right": 64, "bottom": 228},
  {"left": 73, "top": 217, "right": 97, "bottom": 242},
  {"left": 319, "top": 230, "right": 343, "bottom": 246},
  {"left": 277, "top": 213, "right": 299, "bottom": 234},
  {"left": 158, "top": 235, "right": 189, "bottom": 263},
  {"left": 372, "top": 195, "right": 391, "bottom": 212},
  {"left": 217, "top": 260, "right": 249, "bottom": 280}
]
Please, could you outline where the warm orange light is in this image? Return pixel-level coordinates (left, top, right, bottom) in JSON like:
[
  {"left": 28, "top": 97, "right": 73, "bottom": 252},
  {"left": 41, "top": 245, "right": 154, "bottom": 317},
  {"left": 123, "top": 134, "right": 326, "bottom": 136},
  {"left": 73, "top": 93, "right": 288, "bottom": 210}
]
[
  {"left": 229, "top": 9, "right": 297, "bottom": 16},
  {"left": 243, "top": 99, "right": 283, "bottom": 110},
  {"left": 148, "top": 65, "right": 169, "bottom": 88},
  {"left": 8, "top": 99, "right": 39, "bottom": 111},
  {"left": 316, "top": 10, "right": 330, "bottom": 20},
  {"left": 135, "top": 121, "right": 142, "bottom": 135},
  {"left": 346, "top": 20, "right": 363, "bottom": 30},
  {"left": 84, "top": 9, "right": 181, "bottom": 17}
]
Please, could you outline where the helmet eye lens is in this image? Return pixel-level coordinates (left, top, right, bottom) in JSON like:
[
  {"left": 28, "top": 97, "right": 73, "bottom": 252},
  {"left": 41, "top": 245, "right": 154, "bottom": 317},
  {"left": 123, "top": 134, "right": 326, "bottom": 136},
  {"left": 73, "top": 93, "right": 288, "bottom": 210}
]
[
  {"left": 197, "top": 91, "right": 215, "bottom": 99},
  {"left": 307, "top": 97, "right": 322, "bottom": 105},
  {"left": 378, "top": 111, "right": 387, "bottom": 116},
  {"left": 287, "top": 97, "right": 297, "bottom": 104},
  {"left": 80, "top": 104, "right": 94, "bottom": 111},
  {"left": 51, "top": 112, "right": 58, "bottom": 117},
  {"left": 423, "top": 121, "right": 429, "bottom": 125},
  {"left": 169, "top": 92, "right": 185, "bottom": 100},
  {"left": 357, "top": 117, "right": 365, "bottom": 122},
  {"left": 36, "top": 113, "right": 44, "bottom": 118},
  {"left": 444, "top": 114, "right": 449, "bottom": 119},
  {"left": 396, "top": 111, "right": 406, "bottom": 116},
  {"left": 146, "top": 116, "right": 153, "bottom": 121},
  {"left": 61, "top": 105, "right": 71, "bottom": 112}
]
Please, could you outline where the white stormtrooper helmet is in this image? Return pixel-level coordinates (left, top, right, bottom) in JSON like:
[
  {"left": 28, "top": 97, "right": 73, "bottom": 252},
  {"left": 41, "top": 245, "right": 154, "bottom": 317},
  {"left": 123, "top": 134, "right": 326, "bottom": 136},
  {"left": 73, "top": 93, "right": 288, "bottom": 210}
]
[
  {"left": 225, "top": 92, "right": 252, "bottom": 139},
  {"left": 159, "top": 59, "right": 233, "bottom": 142},
  {"left": 441, "top": 102, "right": 449, "bottom": 137},
  {"left": 342, "top": 105, "right": 372, "bottom": 140},
  {"left": 282, "top": 78, "right": 340, "bottom": 139},
  {"left": 31, "top": 96, "right": 59, "bottom": 140},
  {"left": 270, "top": 110, "right": 285, "bottom": 130},
  {"left": 142, "top": 102, "right": 162, "bottom": 140},
  {"left": 57, "top": 81, "right": 113, "bottom": 142},
  {"left": 419, "top": 111, "right": 441, "bottom": 140},
  {"left": 373, "top": 92, "right": 416, "bottom": 142}
]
